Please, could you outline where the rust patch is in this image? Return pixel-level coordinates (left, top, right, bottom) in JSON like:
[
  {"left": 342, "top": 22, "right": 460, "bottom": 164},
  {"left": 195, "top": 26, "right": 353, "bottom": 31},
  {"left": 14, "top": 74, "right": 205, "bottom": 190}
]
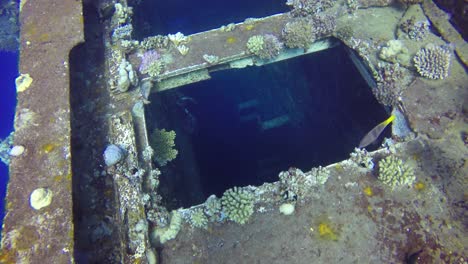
[{"left": 1, "top": 0, "right": 84, "bottom": 262}]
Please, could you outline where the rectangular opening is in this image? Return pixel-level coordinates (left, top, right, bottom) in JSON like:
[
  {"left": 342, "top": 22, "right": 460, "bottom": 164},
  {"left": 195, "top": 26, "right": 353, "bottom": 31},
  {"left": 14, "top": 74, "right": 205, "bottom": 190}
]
[{"left": 145, "top": 43, "right": 390, "bottom": 209}]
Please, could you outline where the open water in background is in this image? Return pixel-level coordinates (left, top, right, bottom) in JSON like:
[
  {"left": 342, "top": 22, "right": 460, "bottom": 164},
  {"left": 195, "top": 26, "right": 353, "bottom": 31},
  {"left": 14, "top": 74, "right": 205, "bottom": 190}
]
[
  {"left": 0, "top": 0, "right": 390, "bottom": 238},
  {"left": 0, "top": 51, "right": 18, "bottom": 232}
]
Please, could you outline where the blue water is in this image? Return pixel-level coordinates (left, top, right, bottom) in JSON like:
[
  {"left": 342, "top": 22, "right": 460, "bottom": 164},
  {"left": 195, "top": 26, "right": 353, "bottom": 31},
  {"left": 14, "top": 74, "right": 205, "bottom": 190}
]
[
  {"left": 0, "top": 51, "right": 18, "bottom": 233},
  {"left": 133, "top": 0, "right": 287, "bottom": 37}
]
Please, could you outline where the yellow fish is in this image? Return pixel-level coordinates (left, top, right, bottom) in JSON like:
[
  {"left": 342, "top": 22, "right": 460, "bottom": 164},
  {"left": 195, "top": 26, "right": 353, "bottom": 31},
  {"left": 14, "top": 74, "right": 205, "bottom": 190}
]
[{"left": 358, "top": 115, "right": 395, "bottom": 148}]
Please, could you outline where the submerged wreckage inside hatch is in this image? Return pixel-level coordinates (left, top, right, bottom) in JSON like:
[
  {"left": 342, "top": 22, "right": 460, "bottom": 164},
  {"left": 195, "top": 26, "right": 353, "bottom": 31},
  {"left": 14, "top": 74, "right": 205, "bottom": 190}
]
[{"left": 1, "top": 0, "right": 467, "bottom": 263}]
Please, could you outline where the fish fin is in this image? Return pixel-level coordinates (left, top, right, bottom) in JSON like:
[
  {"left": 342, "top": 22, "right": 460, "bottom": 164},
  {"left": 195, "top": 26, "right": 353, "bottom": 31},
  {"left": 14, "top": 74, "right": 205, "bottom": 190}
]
[{"left": 381, "top": 114, "right": 396, "bottom": 126}]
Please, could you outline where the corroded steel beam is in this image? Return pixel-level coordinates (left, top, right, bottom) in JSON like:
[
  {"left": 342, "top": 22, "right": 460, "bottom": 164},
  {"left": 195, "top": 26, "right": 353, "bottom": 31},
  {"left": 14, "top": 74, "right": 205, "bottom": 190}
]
[{"left": 0, "top": 0, "right": 83, "bottom": 262}]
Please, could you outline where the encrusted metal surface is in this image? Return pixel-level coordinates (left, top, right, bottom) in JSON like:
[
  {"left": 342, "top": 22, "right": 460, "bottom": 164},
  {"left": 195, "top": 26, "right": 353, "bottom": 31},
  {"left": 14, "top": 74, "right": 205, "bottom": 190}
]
[
  {"left": 1, "top": 0, "right": 466, "bottom": 263},
  {"left": 0, "top": 0, "right": 83, "bottom": 262}
]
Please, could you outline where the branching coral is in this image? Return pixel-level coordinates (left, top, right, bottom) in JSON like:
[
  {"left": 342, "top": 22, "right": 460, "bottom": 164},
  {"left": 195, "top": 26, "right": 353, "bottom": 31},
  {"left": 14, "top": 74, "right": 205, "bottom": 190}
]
[
  {"left": 282, "top": 17, "right": 315, "bottom": 50},
  {"left": 373, "top": 62, "right": 413, "bottom": 107},
  {"left": 311, "top": 14, "right": 336, "bottom": 39},
  {"left": 140, "top": 35, "right": 169, "bottom": 50},
  {"left": 246, "top": 34, "right": 283, "bottom": 60},
  {"left": 112, "top": 24, "right": 133, "bottom": 42},
  {"left": 281, "top": 14, "right": 335, "bottom": 50},
  {"left": 400, "top": 16, "right": 429, "bottom": 41},
  {"left": 139, "top": 50, "right": 164, "bottom": 77},
  {"left": 279, "top": 167, "right": 330, "bottom": 200},
  {"left": 149, "top": 129, "right": 178, "bottom": 166},
  {"left": 413, "top": 44, "right": 451, "bottom": 80},
  {"left": 378, "top": 155, "right": 415, "bottom": 188},
  {"left": 286, "top": 0, "right": 335, "bottom": 17},
  {"left": 152, "top": 210, "right": 182, "bottom": 244},
  {"left": 221, "top": 187, "right": 254, "bottom": 224},
  {"left": 246, "top": 35, "right": 264, "bottom": 55}
]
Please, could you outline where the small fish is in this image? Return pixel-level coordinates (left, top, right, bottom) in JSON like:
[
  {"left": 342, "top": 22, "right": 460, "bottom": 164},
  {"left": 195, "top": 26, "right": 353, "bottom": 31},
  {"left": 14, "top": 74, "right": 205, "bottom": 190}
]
[{"left": 358, "top": 115, "right": 395, "bottom": 148}]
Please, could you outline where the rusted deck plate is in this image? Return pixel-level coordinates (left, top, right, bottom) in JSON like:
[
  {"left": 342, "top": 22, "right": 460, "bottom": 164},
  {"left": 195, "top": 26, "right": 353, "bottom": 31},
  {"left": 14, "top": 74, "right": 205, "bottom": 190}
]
[{"left": 0, "top": 0, "right": 83, "bottom": 262}]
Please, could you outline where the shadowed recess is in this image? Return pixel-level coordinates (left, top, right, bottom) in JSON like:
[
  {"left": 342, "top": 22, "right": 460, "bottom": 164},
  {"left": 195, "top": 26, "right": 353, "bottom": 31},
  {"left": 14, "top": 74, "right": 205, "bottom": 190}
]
[{"left": 145, "top": 43, "right": 390, "bottom": 209}]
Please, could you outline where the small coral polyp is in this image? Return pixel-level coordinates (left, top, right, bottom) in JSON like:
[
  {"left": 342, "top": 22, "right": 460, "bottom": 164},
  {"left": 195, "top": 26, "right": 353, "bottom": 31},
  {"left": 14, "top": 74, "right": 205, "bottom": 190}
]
[{"left": 188, "top": 208, "right": 208, "bottom": 229}]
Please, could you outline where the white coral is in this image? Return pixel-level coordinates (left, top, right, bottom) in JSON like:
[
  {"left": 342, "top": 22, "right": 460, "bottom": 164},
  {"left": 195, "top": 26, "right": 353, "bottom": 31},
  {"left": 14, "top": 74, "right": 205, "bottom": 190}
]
[
  {"left": 168, "top": 32, "right": 188, "bottom": 46},
  {"left": 413, "top": 44, "right": 451, "bottom": 80}
]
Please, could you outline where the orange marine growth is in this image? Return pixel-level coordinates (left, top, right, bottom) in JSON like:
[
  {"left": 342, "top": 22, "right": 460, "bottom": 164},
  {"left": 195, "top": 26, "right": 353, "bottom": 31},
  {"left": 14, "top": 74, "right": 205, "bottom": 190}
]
[
  {"left": 244, "top": 24, "right": 255, "bottom": 30},
  {"left": 317, "top": 222, "right": 339, "bottom": 241},
  {"left": 414, "top": 181, "right": 426, "bottom": 191},
  {"left": 363, "top": 186, "right": 373, "bottom": 196},
  {"left": 226, "top": 36, "right": 237, "bottom": 44},
  {"left": 42, "top": 143, "right": 56, "bottom": 153}
]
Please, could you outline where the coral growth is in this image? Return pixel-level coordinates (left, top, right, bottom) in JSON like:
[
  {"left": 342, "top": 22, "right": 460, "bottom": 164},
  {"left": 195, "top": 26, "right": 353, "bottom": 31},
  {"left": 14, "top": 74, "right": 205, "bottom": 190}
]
[
  {"left": 286, "top": 0, "right": 335, "bottom": 17},
  {"left": 246, "top": 34, "right": 283, "bottom": 60},
  {"left": 400, "top": 16, "right": 429, "bottom": 41},
  {"left": 152, "top": 210, "right": 182, "bottom": 244},
  {"left": 379, "top": 40, "right": 410, "bottom": 65},
  {"left": 279, "top": 167, "right": 330, "bottom": 200},
  {"left": 310, "top": 166, "right": 330, "bottom": 185},
  {"left": 112, "top": 24, "right": 133, "bottom": 42},
  {"left": 203, "top": 54, "right": 219, "bottom": 64},
  {"left": 311, "top": 14, "right": 336, "bottom": 39},
  {"left": 373, "top": 62, "right": 413, "bottom": 107},
  {"left": 204, "top": 195, "right": 222, "bottom": 221},
  {"left": 139, "top": 50, "right": 164, "bottom": 77},
  {"left": 246, "top": 35, "right": 264, "bottom": 55},
  {"left": 282, "top": 17, "right": 314, "bottom": 50},
  {"left": 378, "top": 155, "right": 415, "bottom": 188},
  {"left": 0, "top": 132, "right": 14, "bottom": 165},
  {"left": 188, "top": 208, "right": 208, "bottom": 229},
  {"left": 221, "top": 187, "right": 254, "bottom": 224},
  {"left": 116, "top": 59, "right": 138, "bottom": 92},
  {"left": 168, "top": 32, "right": 189, "bottom": 47},
  {"left": 149, "top": 129, "right": 178, "bottom": 166},
  {"left": 282, "top": 14, "right": 335, "bottom": 50},
  {"left": 350, "top": 147, "right": 374, "bottom": 169},
  {"left": 140, "top": 35, "right": 169, "bottom": 50},
  {"left": 413, "top": 44, "right": 451, "bottom": 80}
]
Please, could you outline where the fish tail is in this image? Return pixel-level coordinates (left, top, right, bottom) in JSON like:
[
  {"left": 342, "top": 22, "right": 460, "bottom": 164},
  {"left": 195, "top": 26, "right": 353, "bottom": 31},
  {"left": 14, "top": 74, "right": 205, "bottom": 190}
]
[{"left": 382, "top": 115, "right": 396, "bottom": 126}]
